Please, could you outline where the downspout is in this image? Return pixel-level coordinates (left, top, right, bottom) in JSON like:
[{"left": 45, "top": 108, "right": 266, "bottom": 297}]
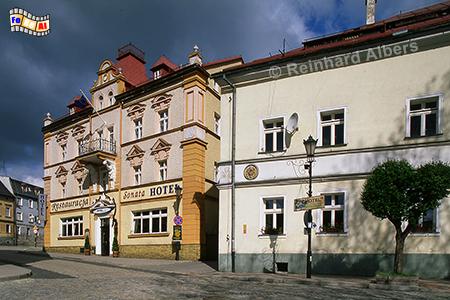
[{"left": 222, "top": 74, "right": 236, "bottom": 273}]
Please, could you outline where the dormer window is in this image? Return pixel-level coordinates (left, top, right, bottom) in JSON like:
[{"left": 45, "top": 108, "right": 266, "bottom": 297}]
[{"left": 154, "top": 69, "right": 161, "bottom": 80}]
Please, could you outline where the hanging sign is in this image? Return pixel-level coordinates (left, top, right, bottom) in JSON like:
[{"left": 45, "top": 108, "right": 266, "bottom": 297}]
[
  {"left": 173, "top": 225, "right": 182, "bottom": 241},
  {"left": 294, "top": 195, "right": 325, "bottom": 211}
]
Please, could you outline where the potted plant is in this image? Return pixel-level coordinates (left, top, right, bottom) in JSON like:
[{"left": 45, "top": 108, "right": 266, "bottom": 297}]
[
  {"left": 112, "top": 236, "right": 119, "bottom": 257},
  {"left": 84, "top": 236, "right": 91, "bottom": 255}
]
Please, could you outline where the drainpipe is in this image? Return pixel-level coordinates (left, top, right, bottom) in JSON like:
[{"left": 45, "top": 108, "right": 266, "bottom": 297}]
[{"left": 222, "top": 74, "right": 236, "bottom": 273}]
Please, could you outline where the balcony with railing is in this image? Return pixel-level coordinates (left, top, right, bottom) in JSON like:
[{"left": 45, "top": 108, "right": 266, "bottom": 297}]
[{"left": 78, "top": 138, "right": 117, "bottom": 165}]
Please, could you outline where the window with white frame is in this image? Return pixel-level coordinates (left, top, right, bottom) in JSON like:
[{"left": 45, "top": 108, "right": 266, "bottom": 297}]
[
  {"left": 29, "top": 213, "right": 34, "bottom": 223},
  {"left": 407, "top": 96, "right": 441, "bottom": 138},
  {"left": 61, "top": 216, "right": 83, "bottom": 237},
  {"left": 262, "top": 197, "right": 284, "bottom": 235},
  {"left": 159, "top": 160, "right": 167, "bottom": 181},
  {"left": 262, "top": 118, "right": 284, "bottom": 153},
  {"left": 319, "top": 109, "right": 345, "bottom": 146},
  {"left": 134, "top": 118, "right": 143, "bottom": 140},
  {"left": 318, "top": 193, "right": 346, "bottom": 233},
  {"left": 17, "top": 197, "right": 23, "bottom": 206},
  {"left": 18, "top": 226, "right": 22, "bottom": 235},
  {"left": 61, "top": 144, "right": 67, "bottom": 160},
  {"left": 17, "top": 212, "right": 23, "bottom": 221},
  {"left": 214, "top": 113, "right": 221, "bottom": 135},
  {"left": 28, "top": 199, "right": 33, "bottom": 208},
  {"left": 159, "top": 110, "right": 169, "bottom": 132},
  {"left": 108, "top": 127, "right": 114, "bottom": 142},
  {"left": 412, "top": 208, "right": 438, "bottom": 233},
  {"left": 134, "top": 165, "right": 142, "bottom": 185},
  {"left": 108, "top": 91, "right": 114, "bottom": 106},
  {"left": 6, "top": 224, "right": 11, "bottom": 234},
  {"left": 132, "top": 208, "right": 167, "bottom": 234},
  {"left": 153, "top": 69, "right": 161, "bottom": 80},
  {"left": 5, "top": 207, "right": 11, "bottom": 217}
]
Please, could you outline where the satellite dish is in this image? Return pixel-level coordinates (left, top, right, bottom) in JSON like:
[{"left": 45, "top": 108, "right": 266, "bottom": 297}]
[
  {"left": 286, "top": 113, "right": 299, "bottom": 134},
  {"left": 285, "top": 113, "right": 299, "bottom": 148}
]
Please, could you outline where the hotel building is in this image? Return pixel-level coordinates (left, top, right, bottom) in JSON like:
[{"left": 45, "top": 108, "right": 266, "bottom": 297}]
[
  {"left": 42, "top": 44, "right": 242, "bottom": 259},
  {"left": 214, "top": 3, "right": 450, "bottom": 278}
]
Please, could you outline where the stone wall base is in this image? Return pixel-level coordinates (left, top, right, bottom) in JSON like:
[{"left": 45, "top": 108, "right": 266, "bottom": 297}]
[
  {"left": 0, "top": 237, "right": 15, "bottom": 246},
  {"left": 46, "top": 246, "right": 83, "bottom": 254},
  {"left": 120, "top": 243, "right": 204, "bottom": 260},
  {"left": 218, "top": 253, "right": 450, "bottom": 279}
]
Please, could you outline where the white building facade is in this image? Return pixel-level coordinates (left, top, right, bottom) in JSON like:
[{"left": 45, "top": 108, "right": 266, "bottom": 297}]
[{"left": 214, "top": 4, "right": 450, "bottom": 278}]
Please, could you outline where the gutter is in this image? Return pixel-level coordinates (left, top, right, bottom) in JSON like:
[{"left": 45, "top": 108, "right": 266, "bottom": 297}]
[{"left": 222, "top": 74, "right": 236, "bottom": 273}]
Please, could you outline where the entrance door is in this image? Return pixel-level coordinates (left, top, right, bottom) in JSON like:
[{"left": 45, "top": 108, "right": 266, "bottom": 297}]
[{"left": 100, "top": 218, "right": 110, "bottom": 256}]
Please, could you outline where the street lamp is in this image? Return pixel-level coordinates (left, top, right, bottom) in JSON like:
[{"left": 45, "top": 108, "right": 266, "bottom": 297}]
[{"left": 303, "top": 135, "right": 317, "bottom": 279}]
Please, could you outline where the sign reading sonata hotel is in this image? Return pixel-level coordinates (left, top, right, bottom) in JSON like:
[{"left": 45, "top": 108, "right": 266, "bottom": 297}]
[{"left": 121, "top": 181, "right": 182, "bottom": 202}]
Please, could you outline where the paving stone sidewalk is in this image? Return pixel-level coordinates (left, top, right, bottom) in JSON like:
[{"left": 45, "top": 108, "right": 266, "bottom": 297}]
[{"left": 0, "top": 264, "right": 32, "bottom": 281}]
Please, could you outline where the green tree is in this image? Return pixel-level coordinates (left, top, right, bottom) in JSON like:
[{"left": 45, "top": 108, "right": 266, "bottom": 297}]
[{"left": 361, "top": 160, "right": 450, "bottom": 274}]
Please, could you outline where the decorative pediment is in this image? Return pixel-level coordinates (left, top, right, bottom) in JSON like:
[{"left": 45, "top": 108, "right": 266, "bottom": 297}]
[
  {"left": 126, "top": 145, "right": 145, "bottom": 167},
  {"left": 150, "top": 138, "right": 171, "bottom": 161},
  {"left": 55, "top": 166, "right": 68, "bottom": 184},
  {"left": 151, "top": 93, "right": 172, "bottom": 112},
  {"left": 71, "top": 125, "right": 86, "bottom": 140},
  {"left": 127, "top": 103, "right": 146, "bottom": 120},
  {"left": 71, "top": 161, "right": 87, "bottom": 181},
  {"left": 56, "top": 132, "right": 69, "bottom": 145},
  {"left": 100, "top": 60, "right": 112, "bottom": 72}
]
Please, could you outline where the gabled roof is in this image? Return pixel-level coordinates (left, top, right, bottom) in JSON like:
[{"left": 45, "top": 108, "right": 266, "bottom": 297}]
[
  {"left": 0, "top": 181, "right": 14, "bottom": 199},
  {"left": 151, "top": 55, "right": 178, "bottom": 71},
  {"left": 203, "top": 55, "right": 243, "bottom": 68}
]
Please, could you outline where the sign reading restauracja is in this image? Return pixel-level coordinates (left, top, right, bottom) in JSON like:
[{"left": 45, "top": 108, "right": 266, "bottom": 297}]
[{"left": 121, "top": 181, "right": 182, "bottom": 202}]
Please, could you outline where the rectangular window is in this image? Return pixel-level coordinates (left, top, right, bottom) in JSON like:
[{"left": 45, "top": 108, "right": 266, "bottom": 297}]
[
  {"left": 108, "top": 127, "right": 114, "bottom": 142},
  {"left": 407, "top": 96, "right": 440, "bottom": 137},
  {"left": 78, "top": 180, "right": 83, "bottom": 195},
  {"left": 134, "top": 166, "right": 142, "bottom": 185},
  {"left": 29, "top": 199, "right": 33, "bottom": 209},
  {"left": 320, "top": 110, "right": 345, "bottom": 146},
  {"left": 29, "top": 214, "right": 34, "bottom": 223},
  {"left": 60, "top": 216, "right": 83, "bottom": 237},
  {"left": 262, "top": 118, "right": 284, "bottom": 153},
  {"left": 77, "top": 139, "right": 82, "bottom": 156},
  {"left": 134, "top": 118, "right": 143, "bottom": 140},
  {"left": 159, "top": 110, "right": 169, "bottom": 132},
  {"left": 214, "top": 113, "right": 221, "bottom": 135},
  {"left": 412, "top": 208, "right": 438, "bottom": 233},
  {"left": 154, "top": 69, "right": 161, "bottom": 80},
  {"left": 18, "top": 226, "right": 22, "bottom": 235},
  {"left": 262, "top": 197, "right": 284, "bottom": 235},
  {"left": 61, "top": 144, "right": 67, "bottom": 161},
  {"left": 27, "top": 227, "right": 30, "bottom": 236},
  {"left": 6, "top": 207, "right": 11, "bottom": 217},
  {"left": 61, "top": 183, "right": 66, "bottom": 198},
  {"left": 17, "top": 212, "right": 23, "bottom": 221},
  {"left": 159, "top": 160, "right": 168, "bottom": 181},
  {"left": 6, "top": 224, "right": 11, "bottom": 234},
  {"left": 18, "top": 198, "right": 23, "bottom": 206},
  {"left": 319, "top": 193, "right": 346, "bottom": 233},
  {"left": 132, "top": 208, "right": 168, "bottom": 234}
]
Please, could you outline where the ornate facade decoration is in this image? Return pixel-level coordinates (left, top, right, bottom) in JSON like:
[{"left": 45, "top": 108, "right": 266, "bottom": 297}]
[
  {"left": 71, "top": 125, "right": 86, "bottom": 140},
  {"left": 126, "top": 103, "right": 146, "bottom": 121},
  {"left": 56, "top": 131, "right": 69, "bottom": 146},
  {"left": 71, "top": 161, "right": 86, "bottom": 181},
  {"left": 243, "top": 164, "right": 259, "bottom": 181},
  {"left": 150, "top": 138, "right": 171, "bottom": 161},
  {"left": 55, "top": 166, "right": 68, "bottom": 184},
  {"left": 126, "top": 145, "right": 145, "bottom": 167},
  {"left": 150, "top": 93, "right": 172, "bottom": 112}
]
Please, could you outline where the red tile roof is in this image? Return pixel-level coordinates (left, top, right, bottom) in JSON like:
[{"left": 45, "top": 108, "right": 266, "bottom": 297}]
[
  {"left": 224, "top": 1, "right": 450, "bottom": 73},
  {"left": 151, "top": 55, "right": 179, "bottom": 71},
  {"left": 203, "top": 55, "right": 243, "bottom": 68}
]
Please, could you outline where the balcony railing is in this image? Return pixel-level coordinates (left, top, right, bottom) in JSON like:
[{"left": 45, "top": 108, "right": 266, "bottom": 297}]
[{"left": 79, "top": 138, "right": 116, "bottom": 156}]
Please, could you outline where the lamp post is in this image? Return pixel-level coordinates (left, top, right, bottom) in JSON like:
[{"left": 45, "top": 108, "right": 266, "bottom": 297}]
[
  {"left": 303, "top": 135, "right": 317, "bottom": 279},
  {"left": 174, "top": 185, "right": 182, "bottom": 261}
]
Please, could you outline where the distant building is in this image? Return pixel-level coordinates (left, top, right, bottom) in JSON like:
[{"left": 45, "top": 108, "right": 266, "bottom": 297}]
[
  {"left": 0, "top": 180, "right": 15, "bottom": 245},
  {"left": 42, "top": 44, "right": 242, "bottom": 258},
  {"left": 214, "top": 2, "right": 450, "bottom": 279},
  {"left": 0, "top": 177, "right": 45, "bottom": 246}
]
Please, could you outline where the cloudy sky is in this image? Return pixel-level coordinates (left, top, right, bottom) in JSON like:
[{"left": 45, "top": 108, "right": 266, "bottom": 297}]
[{"left": 0, "top": 0, "right": 444, "bottom": 186}]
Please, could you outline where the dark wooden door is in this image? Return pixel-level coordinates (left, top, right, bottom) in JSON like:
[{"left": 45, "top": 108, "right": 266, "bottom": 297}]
[{"left": 101, "top": 218, "right": 110, "bottom": 256}]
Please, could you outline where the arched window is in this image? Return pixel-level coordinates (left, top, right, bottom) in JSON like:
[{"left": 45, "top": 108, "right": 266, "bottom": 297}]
[
  {"left": 108, "top": 91, "right": 114, "bottom": 105},
  {"left": 99, "top": 95, "right": 103, "bottom": 110}
]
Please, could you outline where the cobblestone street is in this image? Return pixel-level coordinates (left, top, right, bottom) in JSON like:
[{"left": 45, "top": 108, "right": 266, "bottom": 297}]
[{"left": 0, "top": 249, "right": 448, "bottom": 299}]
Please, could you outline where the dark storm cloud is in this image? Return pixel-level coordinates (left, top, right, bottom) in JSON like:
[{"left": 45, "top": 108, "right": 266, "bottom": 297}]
[{"left": 0, "top": 0, "right": 444, "bottom": 185}]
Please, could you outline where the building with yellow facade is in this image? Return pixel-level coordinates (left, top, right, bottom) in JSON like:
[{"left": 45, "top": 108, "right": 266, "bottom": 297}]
[
  {"left": 42, "top": 44, "right": 242, "bottom": 259},
  {"left": 0, "top": 181, "right": 15, "bottom": 245}
]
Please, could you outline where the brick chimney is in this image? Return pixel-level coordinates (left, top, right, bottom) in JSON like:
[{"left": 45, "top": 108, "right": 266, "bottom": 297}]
[
  {"left": 116, "top": 43, "right": 148, "bottom": 86},
  {"left": 366, "top": 0, "right": 377, "bottom": 25}
]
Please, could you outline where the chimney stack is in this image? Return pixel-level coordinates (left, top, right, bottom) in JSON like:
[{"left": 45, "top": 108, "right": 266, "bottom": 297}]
[
  {"left": 188, "top": 45, "right": 202, "bottom": 65},
  {"left": 366, "top": 0, "right": 377, "bottom": 25}
]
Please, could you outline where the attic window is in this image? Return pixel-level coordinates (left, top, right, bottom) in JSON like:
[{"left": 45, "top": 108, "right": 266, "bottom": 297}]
[{"left": 154, "top": 69, "right": 161, "bottom": 80}]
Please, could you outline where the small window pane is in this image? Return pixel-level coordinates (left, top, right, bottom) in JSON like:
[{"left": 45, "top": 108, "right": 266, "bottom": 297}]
[
  {"left": 276, "top": 213, "right": 284, "bottom": 232},
  {"left": 425, "top": 113, "right": 437, "bottom": 136},
  {"left": 335, "top": 113, "right": 344, "bottom": 120},
  {"left": 324, "top": 195, "right": 332, "bottom": 206},
  {"left": 276, "top": 199, "right": 284, "bottom": 209},
  {"left": 335, "top": 210, "right": 344, "bottom": 231},
  {"left": 425, "top": 101, "right": 437, "bottom": 109},
  {"left": 265, "top": 200, "right": 273, "bottom": 209},
  {"left": 161, "top": 217, "right": 167, "bottom": 232},
  {"left": 62, "top": 224, "right": 67, "bottom": 236},
  {"left": 134, "top": 219, "right": 141, "bottom": 233},
  {"left": 410, "top": 115, "right": 421, "bottom": 137},
  {"left": 161, "top": 209, "right": 167, "bottom": 214},
  {"left": 152, "top": 218, "right": 160, "bottom": 232},
  {"left": 265, "top": 122, "right": 274, "bottom": 129},
  {"left": 265, "top": 214, "right": 273, "bottom": 229},
  {"left": 142, "top": 218, "right": 150, "bottom": 233},
  {"left": 67, "top": 224, "right": 72, "bottom": 236},
  {"left": 410, "top": 103, "right": 422, "bottom": 111},
  {"left": 323, "top": 211, "right": 332, "bottom": 228},
  {"left": 322, "top": 126, "right": 331, "bottom": 146},
  {"left": 142, "top": 211, "right": 150, "bottom": 216},
  {"left": 335, "top": 124, "right": 344, "bottom": 145},
  {"left": 276, "top": 121, "right": 283, "bottom": 128},
  {"left": 265, "top": 133, "right": 273, "bottom": 152},
  {"left": 276, "top": 131, "right": 284, "bottom": 151},
  {"left": 321, "top": 114, "right": 331, "bottom": 121},
  {"left": 335, "top": 194, "right": 345, "bottom": 205}
]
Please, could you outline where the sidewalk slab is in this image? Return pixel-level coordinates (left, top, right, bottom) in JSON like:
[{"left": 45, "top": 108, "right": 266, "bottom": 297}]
[{"left": 0, "top": 264, "right": 32, "bottom": 282}]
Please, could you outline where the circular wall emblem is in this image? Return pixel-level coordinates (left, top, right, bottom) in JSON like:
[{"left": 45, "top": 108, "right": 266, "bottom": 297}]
[{"left": 244, "top": 164, "right": 259, "bottom": 180}]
